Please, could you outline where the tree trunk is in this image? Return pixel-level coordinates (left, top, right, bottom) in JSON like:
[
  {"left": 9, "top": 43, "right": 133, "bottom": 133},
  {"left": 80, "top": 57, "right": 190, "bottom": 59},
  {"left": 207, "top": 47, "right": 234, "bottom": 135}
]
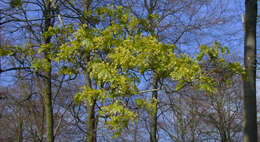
[
  {"left": 134, "top": 122, "right": 138, "bottom": 142},
  {"left": 86, "top": 101, "right": 97, "bottom": 142},
  {"left": 43, "top": 0, "right": 54, "bottom": 141},
  {"left": 43, "top": 64, "right": 53, "bottom": 142},
  {"left": 82, "top": 1, "right": 98, "bottom": 141},
  {"left": 85, "top": 72, "right": 97, "bottom": 142},
  {"left": 43, "top": 53, "right": 53, "bottom": 142},
  {"left": 219, "top": 127, "right": 227, "bottom": 142},
  {"left": 150, "top": 75, "right": 158, "bottom": 142},
  {"left": 16, "top": 116, "right": 23, "bottom": 142},
  {"left": 243, "top": 0, "right": 258, "bottom": 142}
]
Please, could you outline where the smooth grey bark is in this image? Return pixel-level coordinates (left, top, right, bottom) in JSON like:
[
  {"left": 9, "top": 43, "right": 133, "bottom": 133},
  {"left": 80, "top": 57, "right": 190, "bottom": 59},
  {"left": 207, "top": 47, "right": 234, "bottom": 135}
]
[{"left": 243, "top": 0, "right": 258, "bottom": 142}]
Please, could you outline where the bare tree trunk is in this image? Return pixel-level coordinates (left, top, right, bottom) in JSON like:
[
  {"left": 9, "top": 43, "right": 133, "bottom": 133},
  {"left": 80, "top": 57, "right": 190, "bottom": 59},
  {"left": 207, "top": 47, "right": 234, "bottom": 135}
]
[
  {"left": 85, "top": 72, "right": 97, "bottom": 142},
  {"left": 43, "top": 63, "right": 53, "bottom": 142},
  {"left": 219, "top": 128, "right": 227, "bottom": 142},
  {"left": 17, "top": 116, "right": 23, "bottom": 142},
  {"left": 133, "top": 122, "right": 138, "bottom": 142},
  {"left": 86, "top": 101, "right": 97, "bottom": 142},
  {"left": 150, "top": 75, "right": 158, "bottom": 142},
  {"left": 243, "top": 0, "right": 258, "bottom": 142}
]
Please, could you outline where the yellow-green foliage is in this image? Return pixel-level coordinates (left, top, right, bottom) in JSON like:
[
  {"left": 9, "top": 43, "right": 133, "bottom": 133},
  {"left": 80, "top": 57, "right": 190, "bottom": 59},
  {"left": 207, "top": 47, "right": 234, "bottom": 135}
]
[
  {"left": 50, "top": 6, "right": 244, "bottom": 137},
  {"left": 136, "top": 97, "right": 157, "bottom": 116},
  {"left": 0, "top": 5, "right": 244, "bottom": 138}
]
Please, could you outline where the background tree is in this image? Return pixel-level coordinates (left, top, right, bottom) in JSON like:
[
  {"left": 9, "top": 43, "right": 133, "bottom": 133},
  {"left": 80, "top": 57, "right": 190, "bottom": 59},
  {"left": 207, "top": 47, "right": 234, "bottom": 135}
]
[{"left": 243, "top": 0, "right": 258, "bottom": 142}]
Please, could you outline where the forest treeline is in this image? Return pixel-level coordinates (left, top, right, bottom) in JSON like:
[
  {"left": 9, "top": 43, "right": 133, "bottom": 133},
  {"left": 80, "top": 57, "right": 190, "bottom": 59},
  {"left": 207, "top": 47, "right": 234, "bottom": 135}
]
[{"left": 0, "top": 0, "right": 258, "bottom": 142}]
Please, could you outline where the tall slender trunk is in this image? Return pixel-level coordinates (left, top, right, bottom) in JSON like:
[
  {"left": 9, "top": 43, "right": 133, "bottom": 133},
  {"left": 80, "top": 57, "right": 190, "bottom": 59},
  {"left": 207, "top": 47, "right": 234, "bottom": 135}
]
[
  {"left": 133, "top": 122, "right": 138, "bottom": 142},
  {"left": 16, "top": 116, "right": 23, "bottom": 142},
  {"left": 81, "top": 1, "right": 98, "bottom": 141},
  {"left": 150, "top": 75, "right": 158, "bottom": 142},
  {"left": 219, "top": 127, "right": 227, "bottom": 142},
  {"left": 43, "top": 0, "right": 54, "bottom": 141},
  {"left": 43, "top": 62, "right": 53, "bottom": 142},
  {"left": 243, "top": 0, "right": 258, "bottom": 142},
  {"left": 226, "top": 92, "right": 232, "bottom": 142},
  {"left": 85, "top": 72, "right": 97, "bottom": 142},
  {"left": 86, "top": 101, "right": 97, "bottom": 142},
  {"left": 216, "top": 101, "right": 228, "bottom": 142},
  {"left": 190, "top": 96, "right": 196, "bottom": 142}
]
